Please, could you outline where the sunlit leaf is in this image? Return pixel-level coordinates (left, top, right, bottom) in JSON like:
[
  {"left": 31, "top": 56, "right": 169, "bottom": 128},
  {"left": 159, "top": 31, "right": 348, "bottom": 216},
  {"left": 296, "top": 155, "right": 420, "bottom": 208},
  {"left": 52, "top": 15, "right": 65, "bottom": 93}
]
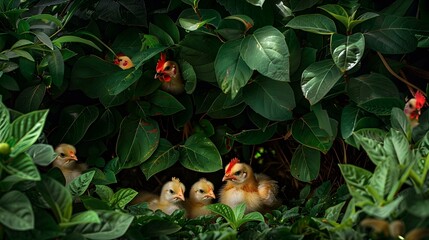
[
  {"left": 330, "top": 33, "right": 365, "bottom": 72},
  {"left": 286, "top": 14, "right": 337, "bottom": 35}
]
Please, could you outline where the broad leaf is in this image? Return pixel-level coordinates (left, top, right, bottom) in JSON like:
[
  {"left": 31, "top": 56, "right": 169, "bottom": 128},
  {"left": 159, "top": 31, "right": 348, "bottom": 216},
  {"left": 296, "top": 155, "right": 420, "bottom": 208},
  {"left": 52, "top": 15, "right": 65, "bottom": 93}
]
[
  {"left": 369, "top": 161, "right": 399, "bottom": 201},
  {"left": 147, "top": 90, "right": 185, "bottom": 116},
  {"left": 339, "top": 164, "right": 373, "bottom": 204},
  {"left": 14, "top": 84, "right": 46, "bottom": 113},
  {"left": 179, "top": 134, "right": 222, "bottom": 172},
  {"left": 240, "top": 26, "right": 289, "bottom": 82},
  {"left": 95, "top": 185, "right": 114, "bottom": 202},
  {"left": 153, "top": 14, "right": 180, "bottom": 44},
  {"left": 4, "top": 153, "right": 40, "bottom": 181},
  {"left": 67, "top": 170, "right": 96, "bottom": 199},
  {"left": 149, "top": 22, "right": 175, "bottom": 46},
  {"left": 60, "top": 210, "right": 100, "bottom": 228},
  {"left": 181, "top": 60, "right": 197, "bottom": 94},
  {"left": 318, "top": 4, "right": 349, "bottom": 30},
  {"left": 105, "top": 69, "right": 143, "bottom": 96},
  {"left": 290, "top": 145, "right": 320, "bottom": 182},
  {"left": 206, "top": 203, "right": 236, "bottom": 227},
  {"left": 47, "top": 47, "right": 64, "bottom": 87},
  {"left": 353, "top": 128, "right": 388, "bottom": 165},
  {"left": 347, "top": 73, "right": 399, "bottom": 105},
  {"left": 0, "top": 191, "right": 34, "bottom": 230},
  {"left": 227, "top": 124, "right": 277, "bottom": 145},
  {"left": 0, "top": 97, "right": 10, "bottom": 142},
  {"left": 330, "top": 33, "right": 365, "bottom": 72},
  {"left": 390, "top": 107, "right": 412, "bottom": 139},
  {"left": 384, "top": 129, "right": 410, "bottom": 165},
  {"left": 301, "top": 59, "right": 343, "bottom": 105},
  {"left": 324, "top": 201, "right": 346, "bottom": 222},
  {"left": 246, "top": 0, "right": 265, "bottom": 7},
  {"left": 10, "top": 110, "right": 49, "bottom": 157},
  {"left": 110, "top": 188, "right": 138, "bottom": 209},
  {"left": 286, "top": 14, "right": 337, "bottom": 35},
  {"left": 53, "top": 35, "right": 102, "bottom": 51},
  {"left": 243, "top": 76, "right": 295, "bottom": 121},
  {"left": 215, "top": 38, "right": 253, "bottom": 98},
  {"left": 116, "top": 116, "right": 160, "bottom": 168},
  {"left": 37, "top": 176, "right": 72, "bottom": 223},
  {"left": 27, "top": 144, "right": 56, "bottom": 166},
  {"left": 207, "top": 92, "right": 246, "bottom": 119},
  {"left": 341, "top": 104, "right": 363, "bottom": 139},
  {"left": 140, "top": 138, "right": 179, "bottom": 180}
]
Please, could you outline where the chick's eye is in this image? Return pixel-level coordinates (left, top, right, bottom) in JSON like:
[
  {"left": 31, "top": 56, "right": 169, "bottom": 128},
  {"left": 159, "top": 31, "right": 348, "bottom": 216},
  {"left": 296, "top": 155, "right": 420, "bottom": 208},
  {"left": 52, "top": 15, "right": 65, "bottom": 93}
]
[
  {"left": 169, "top": 189, "right": 174, "bottom": 194},
  {"left": 234, "top": 171, "right": 242, "bottom": 176},
  {"left": 198, "top": 189, "right": 204, "bottom": 193},
  {"left": 164, "top": 66, "right": 171, "bottom": 71},
  {"left": 60, "top": 153, "right": 66, "bottom": 157}
]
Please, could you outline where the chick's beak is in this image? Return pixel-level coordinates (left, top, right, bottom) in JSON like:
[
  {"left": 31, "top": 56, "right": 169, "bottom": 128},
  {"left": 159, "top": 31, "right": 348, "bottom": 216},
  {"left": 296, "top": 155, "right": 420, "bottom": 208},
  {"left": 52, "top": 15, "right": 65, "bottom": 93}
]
[
  {"left": 222, "top": 174, "right": 234, "bottom": 182},
  {"left": 205, "top": 190, "right": 216, "bottom": 199},
  {"left": 176, "top": 189, "right": 185, "bottom": 201}
]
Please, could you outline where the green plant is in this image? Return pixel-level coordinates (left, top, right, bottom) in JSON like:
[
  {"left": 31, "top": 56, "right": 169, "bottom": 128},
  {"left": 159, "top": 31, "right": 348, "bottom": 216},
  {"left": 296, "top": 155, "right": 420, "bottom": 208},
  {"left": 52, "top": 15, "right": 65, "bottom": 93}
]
[{"left": 206, "top": 203, "right": 265, "bottom": 230}]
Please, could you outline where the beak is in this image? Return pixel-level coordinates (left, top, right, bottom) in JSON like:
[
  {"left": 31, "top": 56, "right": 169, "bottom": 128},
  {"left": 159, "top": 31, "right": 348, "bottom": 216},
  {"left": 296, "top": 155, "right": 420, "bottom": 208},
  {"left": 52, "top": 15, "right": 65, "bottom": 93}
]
[
  {"left": 205, "top": 189, "right": 216, "bottom": 199},
  {"left": 176, "top": 189, "right": 185, "bottom": 201},
  {"left": 222, "top": 174, "right": 234, "bottom": 182},
  {"left": 69, "top": 154, "right": 78, "bottom": 161},
  {"left": 154, "top": 72, "right": 161, "bottom": 79}
]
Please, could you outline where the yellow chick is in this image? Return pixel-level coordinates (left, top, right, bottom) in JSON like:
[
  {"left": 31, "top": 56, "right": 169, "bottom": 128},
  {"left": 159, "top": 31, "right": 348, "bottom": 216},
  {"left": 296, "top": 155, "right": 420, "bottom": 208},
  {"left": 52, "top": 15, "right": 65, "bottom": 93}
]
[
  {"left": 184, "top": 178, "right": 216, "bottom": 218},
  {"left": 52, "top": 143, "right": 87, "bottom": 185}
]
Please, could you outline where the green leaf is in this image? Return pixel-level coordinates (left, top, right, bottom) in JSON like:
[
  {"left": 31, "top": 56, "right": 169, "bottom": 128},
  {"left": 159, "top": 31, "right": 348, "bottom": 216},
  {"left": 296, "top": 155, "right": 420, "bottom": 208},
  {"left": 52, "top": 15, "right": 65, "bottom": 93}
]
[
  {"left": 381, "top": 0, "right": 414, "bottom": 16},
  {"left": 116, "top": 116, "right": 160, "bottom": 168},
  {"left": 47, "top": 47, "right": 64, "bottom": 87},
  {"left": 348, "top": 12, "right": 379, "bottom": 30},
  {"left": 243, "top": 76, "right": 295, "bottom": 121},
  {"left": 109, "top": 188, "right": 138, "bottom": 210},
  {"left": 227, "top": 124, "right": 277, "bottom": 145},
  {"left": 14, "top": 84, "right": 46, "bottom": 113},
  {"left": 384, "top": 129, "right": 410, "bottom": 165},
  {"left": 347, "top": 73, "right": 400, "bottom": 105},
  {"left": 11, "top": 49, "right": 34, "bottom": 61},
  {"left": 0, "top": 97, "right": 11, "bottom": 142},
  {"left": 37, "top": 176, "right": 72, "bottom": 223},
  {"left": 60, "top": 210, "right": 100, "bottom": 228},
  {"left": 53, "top": 35, "right": 102, "bottom": 51},
  {"left": 369, "top": 161, "right": 399, "bottom": 201},
  {"left": 95, "top": 185, "right": 114, "bottom": 202},
  {"left": 140, "top": 219, "right": 182, "bottom": 237},
  {"left": 324, "top": 201, "right": 346, "bottom": 222},
  {"left": 289, "top": 0, "right": 320, "bottom": 12},
  {"left": 301, "top": 59, "right": 343, "bottom": 105},
  {"left": 338, "top": 164, "right": 373, "bottom": 204},
  {"left": 291, "top": 112, "right": 337, "bottom": 153},
  {"left": 286, "top": 14, "right": 337, "bottom": 35},
  {"left": 149, "top": 23, "right": 175, "bottom": 46},
  {"left": 330, "top": 33, "right": 365, "bottom": 72},
  {"left": 179, "top": 17, "right": 214, "bottom": 31},
  {"left": 147, "top": 90, "right": 185, "bottom": 116},
  {"left": 105, "top": 69, "right": 143, "bottom": 96},
  {"left": 240, "top": 26, "right": 290, "bottom": 81},
  {"left": 10, "top": 109, "right": 49, "bottom": 157},
  {"left": 26, "top": 143, "right": 56, "bottom": 166},
  {"left": 290, "top": 145, "right": 320, "bottom": 182},
  {"left": 181, "top": 61, "right": 197, "bottom": 94},
  {"left": 215, "top": 38, "right": 253, "bottom": 98},
  {"left": 179, "top": 134, "right": 222, "bottom": 172},
  {"left": 140, "top": 138, "right": 179, "bottom": 180},
  {"left": 0, "top": 191, "right": 34, "bottom": 230},
  {"left": 358, "top": 98, "right": 404, "bottom": 116},
  {"left": 246, "top": 0, "right": 265, "bottom": 7},
  {"left": 34, "top": 31, "right": 53, "bottom": 50},
  {"left": 67, "top": 170, "right": 96, "bottom": 199},
  {"left": 318, "top": 4, "right": 349, "bottom": 29},
  {"left": 224, "top": 15, "right": 254, "bottom": 31},
  {"left": 341, "top": 104, "right": 362, "bottom": 139},
  {"left": 181, "top": 0, "right": 199, "bottom": 8},
  {"left": 353, "top": 128, "right": 388, "bottom": 165},
  {"left": 236, "top": 211, "right": 265, "bottom": 227},
  {"left": 69, "top": 210, "right": 134, "bottom": 240},
  {"left": 52, "top": 105, "right": 99, "bottom": 145},
  {"left": 361, "top": 15, "right": 424, "bottom": 54},
  {"left": 178, "top": 9, "right": 221, "bottom": 30},
  {"left": 153, "top": 14, "right": 180, "bottom": 44},
  {"left": 27, "top": 13, "right": 63, "bottom": 28},
  {"left": 207, "top": 92, "right": 246, "bottom": 119},
  {"left": 206, "top": 203, "right": 237, "bottom": 228},
  {"left": 11, "top": 39, "right": 33, "bottom": 49}
]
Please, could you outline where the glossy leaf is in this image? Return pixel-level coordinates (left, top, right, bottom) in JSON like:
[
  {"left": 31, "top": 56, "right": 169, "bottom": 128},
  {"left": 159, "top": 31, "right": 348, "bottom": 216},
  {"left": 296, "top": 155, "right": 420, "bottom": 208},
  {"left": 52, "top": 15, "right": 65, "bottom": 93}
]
[
  {"left": 179, "top": 134, "right": 222, "bottom": 172},
  {"left": 37, "top": 176, "right": 72, "bottom": 223},
  {"left": 289, "top": 0, "right": 320, "bottom": 12},
  {"left": 339, "top": 164, "right": 373, "bottom": 203},
  {"left": 292, "top": 112, "right": 337, "bottom": 153},
  {"left": 52, "top": 105, "right": 99, "bottom": 145},
  {"left": 53, "top": 35, "right": 102, "bottom": 51},
  {"left": 0, "top": 191, "right": 34, "bottom": 230},
  {"left": 227, "top": 124, "right": 277, "bottom": 145},
  {"left": 60, "top": 210, "right": 100, "bottom": 228},
  {"left": 34, "top": 31, "right": 53, "bottom": 50},
  {"left": 384, "top": 129, "right": 410, "bottom": 165},
  {"left": 147, "top": 90, "right": 185, "bottom": 116},
  {"left": 217, "top": 0, "right": 274, "bottom": 28},
  {"left": 243, "top": 76, "right": 295, "bottom": 121},
  {"left": 290, "top": 145, "right": 320, "bottom": 182},
  {"left": 390, "top": 107, "right": 412, "bottom": 139},
  {"left": 240, "top": 26, "right": 289, "bottom": 82},
  {"left": 301, "top": 59, "right": 343, "bottom": 105},
  {"left": 116, "top": 116, "right": 160, "bottom": 168},
  {"left": 318, "top": 4, "right": 349, "bottom": 29},
  {"left": 10, "top": 109, "right": 49, "bottom": 157},
  {"left": 26, "top": 143, "right": 56, "bottom": 166},
  {"left": 330, "top": 33, "right": 365, "bottom": 72},
  {"left": 105, "top": 69, "right": 143, "bottom": 96},
  {"left": 358, "top": 98, "right": 404, "bottom": 116},
  {"left": 67, "top": 170, "right": 96, "bottom": 199},
  {"left": 14, "top": 84, "right": 46, "bottom": 113},
  {"left": 149, "top": 23, "right": 175, "bottom": 46},
  {"left": 140, "top": 219, "right": 182, "bottom": 237},
  {"left": 353, "top": 128, "right": 388, "bottom": 165},
  {"left": 347, "top": 73, "right": 400, "bottom": 105},
  {"left": 286, "top": 14, "right": 337, "bottom": 35},
  {"left": 47, "top": 47, "right": 64, "bottom": 87},
  {"left": 181, "top": 60, "right": 197, "bottom": 94},
  {"left": 178, "top": 9, "right": 221, "bottom": 29},
  {"left": 246, "top": 0, "right": 264, "bottom": 7},
  {"left": 224, "top": 15, "right": 254, "bottom": 31},
  {"left": 109, "top": 188, "right": 138, "bottom": 209},
  {"left": 153, "top": 14, "right": 180, "bottom": 44},
  {"left": 140, "top": 138, "right": 180, "bottom": 180},
  {"left": 341, "top": 104, "right": 363, "bottom": 139},
  {"left": 207, "top": 92, "right": 246, "bottom": 119},
  {"left": 215, "top": 38, "right": 253, "bottom": 98},
  {"left": 0, "top": 96, "right": 11, "bottom": 142}
]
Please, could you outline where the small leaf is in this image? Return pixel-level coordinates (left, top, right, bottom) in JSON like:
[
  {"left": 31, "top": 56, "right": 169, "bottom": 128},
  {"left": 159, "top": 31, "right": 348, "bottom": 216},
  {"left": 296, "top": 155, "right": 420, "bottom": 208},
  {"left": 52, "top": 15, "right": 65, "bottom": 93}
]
[
  {"left": 301, "top": 59, "right": 343, "bottom": 105},
  {"left": 353, "top": 128, "right": 388, "bottom": 165},
  {"left": 34, "top": 31, "right": 53, "bottom": 50},
  {"left": 318, "top": 4, "right": 349, "bottom": 30},
  {"left": 341, "top": 104, "right": 362, "bottom": 139},
  {"left": 206, "top": 203, "right": 236, "bottom": 227},
  {"left": 67, "top": 170, "right": 96, "bottom": 199},
  {"left": 140, "top": 138, "right": 179, "bottom": 180},
  {"left": 0, "top": 191, "right": 34, "bottom": 230},
  {"left": 324, "top": 201, "right": 346, "bottom": 222},
  {"left": 286, "top": 14, "right": 337, "bottom": 35},
  {"left": 37, "top": 176, "right": 72, "bottom": 223},
  {"left": 391, "top": 108, "right": 412, "bottom": 139},
  {"left": 339, "top": 164, "right": 373, "bottom": 203},
  {"left": 330, "top": 33, "right": 365, "bottom": 72},
  {"left": 47, "top": 47, "right": 64, "bottom": 87},
  {"left": 179, "top": 134, "right": 222, "bottom": 172},
  {"left": 109, "top": 188, "right": 138, "bottom": 210},
  {"left": 181, "top": 60, "right": 197, "bottom": 94},
  {"left": 290, "top": 145, "right": 320, "bottom": 182},
  {"left": 53, "top": 35, "right": 102, "bottom": 51},
  {"left": 225, "top": 15, "right": 254, "bottom": 31},
  {"left": 26, "top": 143, "right": 57, "bottom": 166},
  {"left": 95, "top": 185, "right": 114, "bottom": 202},
  {"left": 246, "top": 0, "right": 265, "bottom": 7}
]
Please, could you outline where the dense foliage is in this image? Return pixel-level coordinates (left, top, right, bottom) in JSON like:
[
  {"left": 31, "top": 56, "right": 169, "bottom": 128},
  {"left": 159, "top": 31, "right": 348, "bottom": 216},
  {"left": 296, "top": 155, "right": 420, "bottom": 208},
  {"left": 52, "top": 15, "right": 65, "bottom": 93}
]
[{"left": 1, "top": 0, "right": 429, "bottom": 239}]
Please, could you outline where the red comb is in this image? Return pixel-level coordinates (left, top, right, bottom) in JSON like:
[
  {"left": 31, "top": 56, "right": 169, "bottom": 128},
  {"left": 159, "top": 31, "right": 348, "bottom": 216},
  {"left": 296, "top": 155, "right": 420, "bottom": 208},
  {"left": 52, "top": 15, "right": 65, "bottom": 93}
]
[
  {"left": 156, "top": 52, "right": 167, "bottom": 73},
  {"left": 415, "top": 91, "right": 426, "bottom": 109},
  {"left": 226, "top": 157, "right": 240, "bottom": 174}
]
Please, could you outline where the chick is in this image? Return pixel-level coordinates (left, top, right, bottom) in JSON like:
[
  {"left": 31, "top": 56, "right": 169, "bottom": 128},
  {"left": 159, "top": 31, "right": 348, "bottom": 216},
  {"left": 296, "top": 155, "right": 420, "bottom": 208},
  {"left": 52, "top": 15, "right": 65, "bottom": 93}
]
[
  {"left": 404, "top": 91, "right": 426, "bottom": 127},
  {"left": 219, "top": 158, "right": 280, "bottom": 213},
  {"left": 52, "top": 143, "right": 87, "bottom": 185},
  {"left": 113, "top": 53, "right": 134, "bottom": 70},
  {"left": 184, "top": 178, "right": 216, "bottom": 218},
  {"left": 154, "top": 52, "right": 184, "bottom": 95},
  {"left": 130, "top": 177, "right": 186, "bottom": 215}
]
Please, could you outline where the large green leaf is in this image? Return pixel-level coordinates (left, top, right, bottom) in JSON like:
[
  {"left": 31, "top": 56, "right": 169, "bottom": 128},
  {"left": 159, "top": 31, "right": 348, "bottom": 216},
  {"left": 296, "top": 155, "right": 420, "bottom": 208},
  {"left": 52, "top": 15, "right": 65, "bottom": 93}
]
[
  {"left": 0, "top": 97, "right": 10, "bottom": 142},
  {"left": 381, "top": 0, "right": 414, "bottom": 16},
  {"left": 53, "top": 35, "right": 102, "bottom": 51},
  {"left": 67, "top": 170, "right": 96, "bottom": 200},
  {"left": 140, "top": 138, "right": 179, "bottom": 180},
  {"left": 105, "top": 69, "right": 143, "bottom": 96},
  {"left": 353, "top": 128, "right": 388, "bottom": 165},
  {"left": 47, "top": 46, "right": 64, "bottom": 87},
  {"left": 140, "top": 219, "right": 182, "bottom": 237},
  {"left": 10, "top": 109, "right": 49, "bottom": 157},
  {"left": 179, "top": 134, "right": 222, "bottom": 172},
  {"left": 390, "top": 107, "right": 412, "bottom": 139},
  {"left": 240, "top": 26, "right": 289, "bottom": 82},
  {"left": 181, "top": 60, "right": 197, "bottom": 94},
  {"left": 330, "top": 33, "right": 365, "bottom": 72},
  {"left": 291, "top": 112, "right": 337, "bottom": 153},
  {"left": 246, "top": 0, "right": 264, "bottom": 7},
  {"left": 301, "top": 59, "right": 343, "bottom": 105},
  {"left": 109, "top": 188, "right": 138, "bottom": 210},
  {"left": 290, "top": 145, "right": 320, "bottom": 182},
  {"left": 149, "top": 23, "right": 175, "bottom": 46},
  {"left": 26, "top": 143, "right": 57, "bottom": 166},
  {"left": 60, "top": 210, "right": 100, "bottom": 228},
  {"left": 36, "top": 176, "right": 72, "bottom": 223},
  {"left": 147, "top": 90, "right": 185, "bottom": 116},
  {"left": 215, "top": 38, "right": 253, "bottom": 98},
  {"left": 384, "top": 129, "right": 410, "bottom": 165},
  {"left": 358, "top": 98, "right": 404, "bottom": 116},
  {"left": 207, "top": 92, "right": 246, "bottom": 119},
  {"left": 369, "top": 161, "right": 399, "bottom": 202},
  {"left": 178, "top": 9, "right": 221, "bottom": 30},
  {"left": 286, "top": 14, "right": 337, "bottom": 35},
  {"left": 338, "top": 164, "right": 373, "bottom": 204},
  {"left": 153, "top": 14, "right": 180, "bottom": 44},
  {"left": 3, "top": 152, "right": 40, "bottom": 180},
  {"left": 0, "top": 191, "right": 34, "bottom": 230},
  {"left": 340, "top": 104, "right": 363, "bottom": 139},
  {"left": 347, "top": 73, "right": 400, "bottom": 105},
  {"left": 14, "top": 84, "right": 46, "bottom": 113},
  {"left": 52, "top": 105, "right": 99, "bottom": 145},
  {"left": 227, "top": 124, "right": 277, "bottom": 145},
  {"left": 361, "top": 15, "right": 425, "bottom": 54},
  {"left": 69, "top": 210, "right": 134, "bottom": 239},
  {"left": 289, "top": 0, "right": 320, "bottom": 12},
  {"left": 243, "top": 76, "right": 295, "bottom": 121},
  {"left": 84, "top": 108, "right": 121, "bottom": 141},
  {"left": 116, "top": 116, "right": 160, "bottom": 168}
]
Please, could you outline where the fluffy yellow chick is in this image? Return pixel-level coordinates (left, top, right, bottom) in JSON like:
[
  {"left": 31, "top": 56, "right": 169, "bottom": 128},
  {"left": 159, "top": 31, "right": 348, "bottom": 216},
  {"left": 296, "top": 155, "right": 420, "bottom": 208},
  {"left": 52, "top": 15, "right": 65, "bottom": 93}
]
[
  {"left": 113, "top": 53, "right": 134, "bottom": 70},
  {"left": 52, "top": 143, "right": 87, "bottom": 185},
  {"left": 219, "top": 158, "right": 280, "bottom": 213},
  {"left": 130, "top": 177, "right": 186, "bottom": 215},
  {"left": 184, "top": 178, "right": 216, "bottom": 218}
]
